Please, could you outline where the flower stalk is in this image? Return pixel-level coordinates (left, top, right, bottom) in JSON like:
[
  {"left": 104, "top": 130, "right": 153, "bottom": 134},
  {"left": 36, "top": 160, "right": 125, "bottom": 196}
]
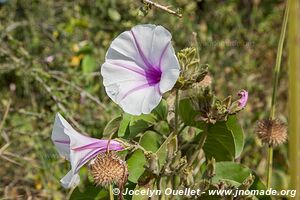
[
  {"left": 109, "top": 184, "right": 114, "bottom": 200},
  {"left": 266, "top": 0, "right": 289, "bottom": 189},
  {"left": 188, "top": 124, "right": 208, "bottom": 166},
  {"left": 288, "top": 0, "right": 300, "bottom": 198},
  {"left": 174, "top": 89, "right": 179, "bottom": 135}
]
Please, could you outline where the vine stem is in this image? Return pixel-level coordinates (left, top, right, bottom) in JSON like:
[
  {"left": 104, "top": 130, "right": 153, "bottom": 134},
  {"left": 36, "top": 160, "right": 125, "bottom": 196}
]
[
  {"left": 266, "top": 0, "right": 289, "bottom": 189},
  {"left": 109, "top": 184, "right": 114, "bottom": 200},
  {"left": 266, "top": 146, "right": 273, "bottom": 189},
  {"left": 288, "top": 0, "right": 300, "bottom": 198},
  {"left": 174, "top": 89, "right": 179, "bottom": 135},
  {"left": 188, "top": 124, "right": 208, "bottom": 166}
]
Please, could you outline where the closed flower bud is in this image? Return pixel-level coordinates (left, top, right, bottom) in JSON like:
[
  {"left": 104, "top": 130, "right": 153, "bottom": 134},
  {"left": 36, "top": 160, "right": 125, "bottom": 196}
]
[
  {"left": 181, "top": 167, "right": 194, "bottom": 187},
  {"left": 145, "top": 152, "right": 160, "bottom": 176},
  {"left": 255, "top": 119, "right": 287, "bottom": 147},
  {"left": 205, "top": 158, "right": 216, "bottom": 179}
]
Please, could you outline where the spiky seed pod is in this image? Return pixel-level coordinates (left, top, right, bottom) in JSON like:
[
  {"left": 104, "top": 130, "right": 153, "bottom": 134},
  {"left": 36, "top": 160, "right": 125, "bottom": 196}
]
[
  {"left": 89, "top": 152, "right": 128, "bottom": 189},
  {"left": 256, "top": 119, "right": 287, "bottom": 147}
]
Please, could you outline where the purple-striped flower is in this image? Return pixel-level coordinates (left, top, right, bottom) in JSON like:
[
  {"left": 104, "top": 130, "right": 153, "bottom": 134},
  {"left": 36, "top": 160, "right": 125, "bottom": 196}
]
[
  {"left": 101, "top": 24, "right": 180, "bottom": 115},
  {"left": 237, "top": 89, "right": 248, "bottom": 108},
  {"left": 51, "top": 113, "right": 124, "bottom": 188}
]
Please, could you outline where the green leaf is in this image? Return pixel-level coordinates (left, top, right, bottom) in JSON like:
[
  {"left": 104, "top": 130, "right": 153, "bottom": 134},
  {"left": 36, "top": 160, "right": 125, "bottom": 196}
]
[
  {"left": 108, "top": 8, "right": 121, "bottom": 21},
  {"left": 152, "top": 99, "right": 168, "bottom": 121},
  {"left": 139, "top": 131, "right": 162, "bottom": 152},
  {"left": 118, "top": 113, "right": 156, "bottom": 139},
  {"left": 226, "top": 115, "right": 244, "bottom": 158},
  {"left": 132, "top": 180, "right": 155, "bottom": 200},
  {"left": 82, "top": 55, "right": 97, "bottom": 73},
  {"left": 211, "top": 162, "right": 271, "bottom": 200},
  {"left": 156, "top": 133, "right": 176, "bottom": 168},
  {"left": 271, "top": 170, "right": 289, "bottom": 190},
  {"left": 76, "top": 44, "right": 93, "bottom": 55},
  {"left": 128, "top": 114, "right": 156, "bottom": 139},
  {"left": 179, "top": 98, "right": 198, "bottom": 127},
  {"left": 203, "top": 122, "right": 236, "bottom": 161},
  {"left": 123, "top": 181, "right": 137, "bottom": 200},
  {"left": 118, "top": 113, "right": 131, "bottom": 137},
  {"left": 69, "top": 181, "right": 108, "bottom": 200},
  {"left": 127, "top": 149, "right": 146, "bottom": 183},
  {"left": 102, "top": 115, "right": 121, "bottom": 136}
]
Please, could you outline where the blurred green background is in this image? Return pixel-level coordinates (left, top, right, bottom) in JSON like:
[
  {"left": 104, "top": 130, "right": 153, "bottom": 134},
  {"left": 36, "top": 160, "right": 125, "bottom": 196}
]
[{"left": 0, "top": 0, "right": 288, "bottom": 199}]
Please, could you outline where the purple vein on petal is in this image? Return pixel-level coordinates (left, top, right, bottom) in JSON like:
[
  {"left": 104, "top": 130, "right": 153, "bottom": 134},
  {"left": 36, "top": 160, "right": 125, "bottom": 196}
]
[
  {"left": 121, "top": 83, "right": 149, "bottom": 100},
  {"left": 75, "top": 149, "right": 101, "bottom": 173},
  {"left": 159, "top": 42, "right": 170, "bottom": 68},
  {"left": 74, "top": 144, "right": 123, "bottom": 172},
  {"left": 72, "top": 141, "right": 122, "bottom": 151},
  {"left": 54, "top": 140, "right": 70, "bottom": 144},
  {"left": 110, "top": 61, "right": 146, "bottom": 77},
  {"left": 130, "top": 30, "right": 153, "bottom": 70},
  {"left": 72, "top": 141, "right": 101, "bottom": 151}
]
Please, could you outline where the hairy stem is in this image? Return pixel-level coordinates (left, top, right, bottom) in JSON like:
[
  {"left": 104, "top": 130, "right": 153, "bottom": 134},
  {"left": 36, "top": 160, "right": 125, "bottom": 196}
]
[{"left": 267, "top": 1, "right": 289, "bottom": 189}]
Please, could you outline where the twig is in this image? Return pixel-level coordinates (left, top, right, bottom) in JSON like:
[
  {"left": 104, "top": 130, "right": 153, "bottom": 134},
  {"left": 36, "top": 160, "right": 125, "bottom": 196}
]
[
  {"left": 33, "top": 75, "right": 85, "bottom": 133},
  {"left": 0, "top": 99, "right": 11, "bottom": 134},
  {"left": 48, "top": 72, "right": 105, "bottom": 109},
  {"left": 0, "top": 144, "right": 22, "bottom": 166},
  {"left": 32, "top": 69, "right": 105, "bottom": 109},
  {"left": 0, "top": 143, "right": 10, "bottom": 154},
  {"left": 1, "top": 154, "right": 22, "bottom": 166},
  {"left": 142, "top": 0, "right": 182, "bottom": 18}
]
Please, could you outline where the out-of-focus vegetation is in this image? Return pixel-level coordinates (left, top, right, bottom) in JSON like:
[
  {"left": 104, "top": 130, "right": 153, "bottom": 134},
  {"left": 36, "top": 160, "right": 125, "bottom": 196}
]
[{"left": 0, "top": 0, "right": 288, "bottom": 199}]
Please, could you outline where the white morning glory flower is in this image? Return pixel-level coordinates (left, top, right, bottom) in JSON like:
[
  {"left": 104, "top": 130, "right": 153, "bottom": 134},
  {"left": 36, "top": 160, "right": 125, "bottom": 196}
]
[
  {"left": 101, "top": 24, "right": 180, "bottom": 115},
  {"left": 51, "top": 113, "right": 124, "bottom": 188}
]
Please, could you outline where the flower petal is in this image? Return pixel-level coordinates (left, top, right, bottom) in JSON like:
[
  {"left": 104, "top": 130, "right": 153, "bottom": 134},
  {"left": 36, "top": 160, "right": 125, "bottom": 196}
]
[
  {"left": 159, "top": 69, "right": 180, "bottom": 93},
  {"left": 52, "top": 113, "right": 124, "bottom": 188},
  {"left": 101, "top": 24, "right": 180, "bottom": 115},
  {"left": 159, "top": 42, "right": 180, "bottom": 72},
  {"left": 158, "top": 42, "right": 180, "bottom": 93},
  {"left": 51, "top": 113, "right": 72, "bottom": 160},
  {"left": 119, "top": 84, "right": 162, "bottom": 115},
  {"left": 106, "top": 29, "right": 148, "bottom": 70},
  {"left": 102, "top": 60, "right": 146, "bottom": 85},
  {"left": 238, "top": 90, "right": 248, "bottom": 108},
  {"left": 102, "top": 60, "right": 162, "bottom": 115},
  {"left": 142, "top": 25, "right": 172, "bottom": 67},
  {"left": 60, "top": 170, "right": 80, "bottom": 189}
]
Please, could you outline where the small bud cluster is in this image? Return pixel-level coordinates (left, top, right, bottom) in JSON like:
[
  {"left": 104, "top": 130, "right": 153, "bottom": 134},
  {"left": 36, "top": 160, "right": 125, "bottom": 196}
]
[{"left": 175, "top": 47, "right": 209, "bottom": 90}]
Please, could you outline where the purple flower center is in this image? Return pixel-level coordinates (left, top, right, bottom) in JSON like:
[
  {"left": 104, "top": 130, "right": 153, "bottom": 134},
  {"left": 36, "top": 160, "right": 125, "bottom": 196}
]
[
  {"left": 145, "top": 66, "right": 162, "bottom": 86},
  {"left": 130, "top": 30, "right": 163, "bottom": 86}
]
